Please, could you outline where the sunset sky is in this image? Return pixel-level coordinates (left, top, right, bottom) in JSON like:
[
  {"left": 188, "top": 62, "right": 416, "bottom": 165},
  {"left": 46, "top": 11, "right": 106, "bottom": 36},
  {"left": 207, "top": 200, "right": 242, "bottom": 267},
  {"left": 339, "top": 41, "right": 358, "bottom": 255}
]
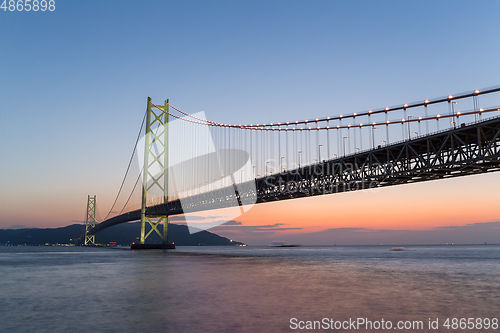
[{"left": 1, "top": 1, "right": 500, "bottom": 244}]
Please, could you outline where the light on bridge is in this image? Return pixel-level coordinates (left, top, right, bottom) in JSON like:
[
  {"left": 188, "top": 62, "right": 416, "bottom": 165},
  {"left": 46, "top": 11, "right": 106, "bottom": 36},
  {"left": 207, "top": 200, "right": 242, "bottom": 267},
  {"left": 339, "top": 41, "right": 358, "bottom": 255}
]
[
  {"left": 474, "top": 90, "right": 480, "bottom": 94},
  {"left": 425, "top": 100, "right": 430, "bottom": 104},
  {"left": 448, "top": 95, "right": 454, "bottom": 99},
  {"left": 385, "top": 107, "right": 390, "bottom": 111}
]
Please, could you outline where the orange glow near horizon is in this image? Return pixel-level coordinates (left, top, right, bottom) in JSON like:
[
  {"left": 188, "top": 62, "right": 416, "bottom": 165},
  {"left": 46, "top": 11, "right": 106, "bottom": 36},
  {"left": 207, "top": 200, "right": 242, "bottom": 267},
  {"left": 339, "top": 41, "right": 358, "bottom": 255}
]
[
  {"left": 205, "top": 172, "right": 500, "bottom": 235},
  {"left": 2, "top": 170, "right": 499, "bottom": 243}
]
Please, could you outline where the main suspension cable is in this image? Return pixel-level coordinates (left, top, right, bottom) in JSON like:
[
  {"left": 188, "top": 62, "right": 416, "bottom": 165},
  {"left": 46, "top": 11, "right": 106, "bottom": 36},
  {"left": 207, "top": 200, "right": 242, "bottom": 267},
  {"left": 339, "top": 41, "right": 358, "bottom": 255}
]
[{"left": 103, "top": 111, "right": 147, "bottom": 221}]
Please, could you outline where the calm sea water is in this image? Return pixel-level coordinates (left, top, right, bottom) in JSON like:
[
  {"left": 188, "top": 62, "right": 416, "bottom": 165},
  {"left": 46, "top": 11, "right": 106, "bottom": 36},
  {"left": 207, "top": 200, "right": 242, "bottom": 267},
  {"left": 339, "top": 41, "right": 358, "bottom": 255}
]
[{"left": 0, "top": 245, "right": 499, "bottom": 332}]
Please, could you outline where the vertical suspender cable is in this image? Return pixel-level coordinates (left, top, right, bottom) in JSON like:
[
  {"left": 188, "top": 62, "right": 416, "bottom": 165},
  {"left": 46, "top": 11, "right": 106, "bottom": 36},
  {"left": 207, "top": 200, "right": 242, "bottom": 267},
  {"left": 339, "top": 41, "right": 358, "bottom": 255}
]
[{"left": 327, "top": 120, "right": 330, "bottom": 159}]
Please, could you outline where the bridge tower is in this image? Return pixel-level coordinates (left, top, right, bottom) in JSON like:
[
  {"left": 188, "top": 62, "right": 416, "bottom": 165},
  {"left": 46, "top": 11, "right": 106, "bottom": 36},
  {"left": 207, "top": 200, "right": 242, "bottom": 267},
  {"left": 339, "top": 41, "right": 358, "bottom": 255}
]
[
  {"left": 84, "top": 195, "right": 96, "bottom": 245},
  {"left": 134, "top": 97, "right": 174, "bottom": 249}
]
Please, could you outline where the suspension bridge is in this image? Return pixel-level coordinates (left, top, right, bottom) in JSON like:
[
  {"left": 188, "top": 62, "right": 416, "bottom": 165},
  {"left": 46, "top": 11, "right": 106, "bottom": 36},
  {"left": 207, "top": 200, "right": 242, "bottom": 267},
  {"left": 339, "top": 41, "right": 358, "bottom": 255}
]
[{"left": 83, "top": 86, "right": 500, "bottom": 248}]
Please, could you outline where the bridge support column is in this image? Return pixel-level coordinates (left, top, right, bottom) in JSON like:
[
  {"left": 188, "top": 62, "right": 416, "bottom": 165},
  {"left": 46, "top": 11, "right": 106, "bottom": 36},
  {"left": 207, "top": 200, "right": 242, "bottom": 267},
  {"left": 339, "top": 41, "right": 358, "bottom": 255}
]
[
  {"left": 138, "top": 98, "right": 173, "bottom": 248},
  {"left": 84, "top": 195, "right": 96, "bottom": 245}
]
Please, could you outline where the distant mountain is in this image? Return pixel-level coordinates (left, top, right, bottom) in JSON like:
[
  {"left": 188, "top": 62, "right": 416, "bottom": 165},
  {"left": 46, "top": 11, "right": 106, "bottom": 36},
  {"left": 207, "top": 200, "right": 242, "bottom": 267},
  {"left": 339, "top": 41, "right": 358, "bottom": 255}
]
[
  {"left": 0, "top": 224, "right": 84, "bottom": 246},
  {"left": 0, "top": 222, "right": 244, "bottom": 246}
]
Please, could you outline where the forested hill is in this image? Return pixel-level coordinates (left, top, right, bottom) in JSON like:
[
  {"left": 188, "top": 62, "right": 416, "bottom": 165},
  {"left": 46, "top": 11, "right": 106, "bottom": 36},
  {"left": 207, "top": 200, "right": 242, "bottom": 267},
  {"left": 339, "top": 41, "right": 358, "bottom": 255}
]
[{"left": 0, "top": 222, "right": 244, "bottom": 246}]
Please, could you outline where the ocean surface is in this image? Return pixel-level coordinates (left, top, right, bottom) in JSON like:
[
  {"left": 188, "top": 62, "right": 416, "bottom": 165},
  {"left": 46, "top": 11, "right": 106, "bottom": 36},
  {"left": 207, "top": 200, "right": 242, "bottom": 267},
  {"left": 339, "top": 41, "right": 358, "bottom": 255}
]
[{"left": 0, "top": 245, "right": 499, "bottom": 332}]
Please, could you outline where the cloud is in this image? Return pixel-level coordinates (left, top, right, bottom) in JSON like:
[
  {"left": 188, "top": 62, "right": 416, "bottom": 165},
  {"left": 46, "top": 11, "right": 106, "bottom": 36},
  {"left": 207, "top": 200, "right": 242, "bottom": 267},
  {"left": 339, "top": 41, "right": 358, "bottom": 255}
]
[
  {"left": 212, "top": 223, "right": 303, "bottom": 234},
  {"left": 220, "top": 220, "right": 242, "bottom": 226},
  {"left": 322, "top": 227, "right": 366, "bottom": 233},
  {"left": 211, "top": 221, "right": 302, "bottom": 234},
  {"left": 280, "top": 221, "right": 500, "bottom": 245},
  {"left": 169, "top": 215, "right": 208, "bottom": 221},
  {"left": 210, "top": 221, "right": 500, "bottom": 246},
  {"left": 5, "top": 225, "right": 28, "bottom": 230}
]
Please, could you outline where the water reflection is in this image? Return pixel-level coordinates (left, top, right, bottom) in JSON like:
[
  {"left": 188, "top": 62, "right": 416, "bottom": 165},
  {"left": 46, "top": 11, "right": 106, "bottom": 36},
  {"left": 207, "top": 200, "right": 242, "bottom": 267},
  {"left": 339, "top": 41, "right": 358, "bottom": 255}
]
[{"left": 0, "top": 246, "right": 498, "bottom": 332}]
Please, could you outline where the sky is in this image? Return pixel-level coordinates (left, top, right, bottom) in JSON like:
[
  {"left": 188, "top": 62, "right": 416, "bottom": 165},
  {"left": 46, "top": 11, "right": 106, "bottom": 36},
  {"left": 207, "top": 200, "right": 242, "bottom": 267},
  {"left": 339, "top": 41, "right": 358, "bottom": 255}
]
[{"left": 1, "top": 0, "right": 500, "bottom": 245}]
